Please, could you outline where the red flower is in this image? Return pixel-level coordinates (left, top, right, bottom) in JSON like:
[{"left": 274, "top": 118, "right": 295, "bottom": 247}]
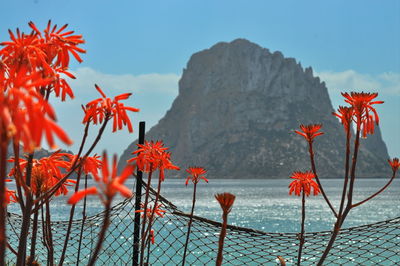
[
  {"left": 135, "top": 203, "right": 166, "bottom": 219},
  {"left": 341, "top": 92, "right": 383, "bottom": 137},
  {"left": 388, "top": 158, "right": 400, "bottom": 172},
  {"left": 185, "top": 167, "right": 208, "bottom": 185},
  {"left": 68, "top": 152, "right": 135, "bottom": 204},
  {"left": 333, "top": 106, "right": 354, "bottom": 132},
  {"left": 294, "top": 124, "right": 324, "bottom": 143},
  {"left": 82, "top": 84, "right": 139, "bottom": 133},
  {"left": 8, "top": 151, "right": 75, "bottom": 196},
  {"left": 289, "top": 171, "right": 320, "bottom": 197},
  {"left": 8, "top": 150, "right": 74, "bottom": 196},
  {"left": 215, "top": 193, "right": 236, "bottom": 214},
  {"left": 127, "top": 140, "right": 179, "bottom": 181},
  {"left": 66, "top": 154, "right": 102, "bottom": 177}
]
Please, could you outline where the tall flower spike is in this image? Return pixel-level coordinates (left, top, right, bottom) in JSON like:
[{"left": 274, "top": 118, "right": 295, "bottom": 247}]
[
  {"left": 82, "top": 84, "right": 139, "bottom": 133},
  {"left": 333, "top": 106, "right": 354, "bottom": 132},
  {"left": 215, "top": 193, "right": 236, "bottom": 214},
  {"left": 341, "top": 92, "right": 383, "bottom": 137},
  {"left": 294, "top": 124, "right": 324, "bottom": 143},
  {"left": 388, "top": 158, "right": 400, "bottom": 172},
  {"left": 185, "top": 167, "right": 208, "bottom": 185},
  {"left": 289, "top": 171, "right": 320, "bottom": 197}
]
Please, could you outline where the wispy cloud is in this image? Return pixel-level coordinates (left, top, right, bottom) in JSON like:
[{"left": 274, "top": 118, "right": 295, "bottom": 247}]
[
  {"left": 69, "top": 67, "right": 180, "bottom": 95},
  {"left": 315, "top": 70, "right": 400, "bottom": 95}
]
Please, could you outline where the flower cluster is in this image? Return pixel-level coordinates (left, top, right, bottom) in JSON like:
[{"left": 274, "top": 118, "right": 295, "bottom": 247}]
[
  {"left": 185, "top": 167, "right": 208, "bottom": 185},
  {"left": 0, "top": 21, "right": 85, "bottom": 152},
  {"left": 8, "top": 151, "right": 74, "bottom": 196},
  {"left": 215, "top": 193, "right": 236, "bottom": 214},
  {"left": 82, "top": 84, "right": 139, "bottom": 132},
  {"left": 288, "top": 171, "right": 320, "bottom": 197},
  {"left": 68, "top": 152, "right": 135, "bottom": 205},
  {"left": 295, "top": 124, "right": 324, "bottom": 143},
  {"left": 339, "top": 92, "right": 383, "bottom": 137},
  {"left": 128, "top": 140, "right": 180, "bottom": 180}
]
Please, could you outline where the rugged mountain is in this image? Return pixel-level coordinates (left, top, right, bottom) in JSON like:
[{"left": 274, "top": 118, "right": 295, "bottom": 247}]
[{"left": 119, "top": 39, "right": 390, "bottom": 178}]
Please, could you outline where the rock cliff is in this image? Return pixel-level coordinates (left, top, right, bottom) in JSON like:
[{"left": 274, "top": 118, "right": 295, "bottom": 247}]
[{"left": 119, "top": 39, "right": 389, "bottom": 178}]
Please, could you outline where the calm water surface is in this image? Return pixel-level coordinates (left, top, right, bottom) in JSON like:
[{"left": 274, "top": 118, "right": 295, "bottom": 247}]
[{"left": 9, "top": 178, "right": 399, "bottom": 233}]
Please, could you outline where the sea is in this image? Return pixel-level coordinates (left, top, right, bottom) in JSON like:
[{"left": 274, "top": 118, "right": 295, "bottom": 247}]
[{"left": 6, "top": 177, "right": 400, "bottom": 264}]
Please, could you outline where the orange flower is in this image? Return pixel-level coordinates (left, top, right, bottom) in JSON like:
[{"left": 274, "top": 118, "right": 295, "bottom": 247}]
[
  {"left": 82, "top": 84, "right": 139, "bottom": 132},
  {"left": 8, "top": 151, "right": 74, "bottom": 196},
  {"left": 215, "top": 193, "right": 236, "bottom": 214},
  {"left": 294, "top": 124, "right": 324, "bottom": 143},
  {"left": 135, "top": 203, "right": 166, "bottom": 219},
  {"left": 68, "top": 152, "right": 135, "bottom": 204},
  {"left": 333, "top": 106, "right": 354, "bottom": 132},
  {"left": 185, "top": 167, "right": 208, "bottom": 185},
  {"left": 66, "top": 154, "right": 102, "bottom": 176},
  {"left": 388, "top": 158, "right": 400, "bottom": 172},
  {"left": 127, "top": 140, "right": 179, "bottom": 181},
  {"left": 289, "top": 171, "right": 320, "bottom": 197},
  {"left": 341, "top": 92, "right": 383, "bottom": 137}
]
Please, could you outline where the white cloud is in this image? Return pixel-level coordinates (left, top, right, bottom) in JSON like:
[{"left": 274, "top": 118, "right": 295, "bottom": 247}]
[
  {"left": 315, "top": 70, "right": 400, "bottom": 95},
  {"left": 69, "top": 67, "right": 180, "bottom": 96}
]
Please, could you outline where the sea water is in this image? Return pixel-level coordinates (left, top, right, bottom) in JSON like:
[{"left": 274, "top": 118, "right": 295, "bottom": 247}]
[{"left": 6, "top": 177, "right": 400, "bottom": 264}]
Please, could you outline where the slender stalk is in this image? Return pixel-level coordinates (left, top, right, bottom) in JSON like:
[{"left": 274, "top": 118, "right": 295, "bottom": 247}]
[
  {"left": 297, "top": 192, "right": 306, "bottom": 265},
  {"left": 216, "top": 212, "right": 228, "bottom": 266},
  {"left": 12, "top": 141, "right": 26, "bottom": 210},
  {"left": 0, "top": 131, "right": 8, "bottom": 265},
  {"left": 58, "top": 166, "right": 84, "bottom": 265},
  {"left": 76, "top": 174, "right": 89, "bottom": 265},
  {"left": 139, "top": 170, "right": 153, "bottom": 266},
  {"left": 308, "top": 142, "right": 337, "bottom": 218},
  {"left": 182, "top": 182, "right": 197, "bottom": 266},
  {"left": 87, "top": 201, "right": 111, "bottom": 266},
  {"left": 318, "top": 128, "right": 361, "bottom": 265},
  {"left": 142, "top": 176, "right": 162, "bottom": 250},
  {"left": 45, "top": 201, "right": 54, "bottom": 266},
  {"left": 28, "top": 192, "right": 41, "bottom": 265},
  {"left": 352, "top": 170, "right": 396, "bottom": 208},
  {"left": 337, "top": 126, "right": 352, "bottom": 218},
  {"left": 16, "top": 153, "right": 34, "bottom": 266}
]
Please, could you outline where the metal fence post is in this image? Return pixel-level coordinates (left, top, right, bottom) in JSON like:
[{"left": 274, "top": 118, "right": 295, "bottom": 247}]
[{"left": 132, "top": 121, "right": 145, "bottom": 266}]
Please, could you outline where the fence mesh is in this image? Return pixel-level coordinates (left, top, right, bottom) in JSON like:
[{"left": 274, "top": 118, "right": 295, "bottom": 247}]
[{"left": 6, "top": 182, "right": 400, "bottom": 265}]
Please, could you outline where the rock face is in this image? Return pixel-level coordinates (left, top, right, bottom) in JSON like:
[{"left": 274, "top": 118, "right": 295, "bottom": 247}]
[{"left": 119, "top": 39, "right": 389, "bottom": 178}]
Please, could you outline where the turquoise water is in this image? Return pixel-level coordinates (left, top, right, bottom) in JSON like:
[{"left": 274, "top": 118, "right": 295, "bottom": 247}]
[{"left": 6, "top": 178, "right": 400, "bottom": 264}]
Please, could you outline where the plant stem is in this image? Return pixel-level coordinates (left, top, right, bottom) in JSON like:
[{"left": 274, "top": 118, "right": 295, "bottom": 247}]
[
  {"left": 143, "top": 176, "right": 162, "bottom": 250},
  {"left": 45, "top": 201, "right": 54, "bottom": 266},
  {"left": 352, "top": 170, "right": 397, "bottom": 208},
  {"left": 58, "top": 166, "right": 83, "bottom": 265},
  {"left": 308, "top": 142, "right": 337, "bottom": 218},
  {"left": 216, "top": 212, "right": 228, "bottom": 266},
  {"left": 87, "top": 201, "right": 111, "bottom": 266},
  {"left": 297, "top": 191, "right": 306, "bottom": 266},
  {"left": 76, "top": 174, "right": 89, "bottom": 265},
  {"left": 318, "top": 128, "right": 361, "bottom": 265},
  {"left": 16, "top": 153, "right": 34, "bottom": 266},
  {"left": 28, "top": 192, "right": 40, "bottom": 265},
  {"left": 182, "top": 182, "right": 197, "bottom": 266},
  {"left": 0, "top": 131, "right": 8, "bottom": 265},
  {"left": 139, "top": 170, "right": 153, "bottom": 266}
]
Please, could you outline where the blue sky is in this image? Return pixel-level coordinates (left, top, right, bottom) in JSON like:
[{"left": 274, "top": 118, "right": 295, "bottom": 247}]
[{"left": 1, "top": 0, "right": 399, "bottom": 158}]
